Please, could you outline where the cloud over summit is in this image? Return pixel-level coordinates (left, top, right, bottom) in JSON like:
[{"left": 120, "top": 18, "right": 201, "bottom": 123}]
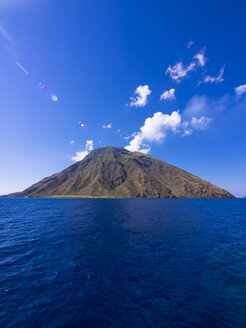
[
  {"left": 125, "top": 111, "right": 181, "bottom": 154},
  {"left": 72, "top": 140, "right": 94, "bottom": 162}
]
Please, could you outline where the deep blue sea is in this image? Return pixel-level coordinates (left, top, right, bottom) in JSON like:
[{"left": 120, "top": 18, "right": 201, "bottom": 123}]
[{"left": 1, "top": 199, "right": 246, "bottom": 328}]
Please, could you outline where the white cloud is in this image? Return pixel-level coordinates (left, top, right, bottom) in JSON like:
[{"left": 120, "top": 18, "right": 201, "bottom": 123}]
[
  {"left": 102, "top": 123, "right": 112, "bottom": 128},
  {"left": 15, "top": 61, "right": 29, "bottom": 75},
  {"left": 138, "top": 146, "right": 151, "bottom": 154},
  {"left": 234, "top": 84, "right": 246, "bottom": 96},
  {"left": 166, "top": 62, "right": 196, "bottom": 81},
  {"left": 186, "top": 40, "right": 194, "bottom": 49},
  {"left": 86, "top": 140, "right": 94, "bottom": 151},
  {"left": 191, "top": 116, "right": 212, "bottom": 130},
  {"left": 182, "top": 129, "right": 193, "bottom": 137},
  {"left": 71, "top": 150, "right": 88, "bottom": 162},
  {"left": 140, "top": 111, "right": 181, "bottom": 140},
  {"left": 166, "top": 49, "right": 208, "bottom": 82},
  {"left": 160, "top": 88, "right": 175, "bottom": 101},
  {"left": 202, "top": 66, "right": 225, "bottom": 84},
  {"left": 125, "top": 111, "right": 181, "bottom": 153},
  {"left": 70, "top": 140, "right": 75, "bottom": 144},
  {"left": 126, "top": 134, "right": 147, "bottom": 153},
  {"left": 178, "top": 115, "right": 212, "bottom": 137},
  {"left": 179, "top": 122, "right": 192, "bottom": 137},
  {"left": 193, "top": 48, "right": 207, "bottom": 67},
  {"left": 125, "top": 93, "right": 223, "bottom": 152},
  {"left": 130, "top": 85, "right": 151, "bottom": 107},
  {"left": 72, "top": 140, "right": 94, "bottom": 162}
]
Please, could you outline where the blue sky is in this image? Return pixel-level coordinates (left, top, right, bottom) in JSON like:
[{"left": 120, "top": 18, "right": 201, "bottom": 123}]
[{"left": 0, "top": 0, "right": 246, "bottom": 196}]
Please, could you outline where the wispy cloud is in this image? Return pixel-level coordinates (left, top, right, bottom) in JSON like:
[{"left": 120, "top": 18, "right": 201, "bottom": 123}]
[
  {"left": 186, "top": 40, "right": 194, "bottom": 49},
  {"left": 72, "top": 140, "right": 94, "bottom": 162},
  {"left": 193, "top": 48, "right": 207, "bottom": 67},
  {"left": 166, "top": 49, "right": 207, "bottom": 82},
  {"left": 234, "top": 84, "right": 246, "bottom": 96},
  {"left": 160, "top": 88, "right": 175, "bottom": 101},
  {"left": 179, "top": 116, "right": 212, "bottom": 137},
  {"left": 180, "top": 89, "right": 246, "bottom": 135},
  {"left": 0, "top": 23, "right": 14, "bottom": 44},
  {"left": 166, "top": 49, "right": 209, "bottom": 82},
  {"left": 191, "top": 116, "right": 212, "bottom": 130},
  {"left": 15, "top": 60, "right": 29, "bottom": 75},
  {"left": 130, "top": 85, "right": 151, "bottom": 107},
  {"left": 70, "top": 140, "right": 75, "bottom": 144},
  {"left": 181, "top": 122, "right": 193, "bottom": 137},
  {"left": 102, "top": 123, "right": 112, "bottom": 128},
  {"left": 166, "top": 62, "right": 196, "bottom": 81},
  {"left": 179, "top": 93, "right": 238, "bottom": 136},
  {"left": 125, "top": 111, "right": 181, "bottom": 154},
  {"left": 201, "top": 66, "right": 225, "bottom": 84},
  {"left": 183, "top": 94, "right": 230, "bottom": 118},
  {"left": 124, "top": 132, "right": 137, "bottom": 140},
  {"left": 183, "top": 95, "right": 209, "bottom": 117},
  {"left": 115, "top": 128, "right": 121, "bottom": 136}
]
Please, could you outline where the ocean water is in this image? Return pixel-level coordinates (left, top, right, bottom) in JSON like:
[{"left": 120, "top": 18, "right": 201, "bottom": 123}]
[{"left": 0, "top": 199, "right": 246, "bottom": 328}]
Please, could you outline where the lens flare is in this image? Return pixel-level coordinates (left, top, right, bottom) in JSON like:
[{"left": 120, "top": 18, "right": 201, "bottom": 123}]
[{"left": 50, "top": 94, "right": 58, "bottom": 102}]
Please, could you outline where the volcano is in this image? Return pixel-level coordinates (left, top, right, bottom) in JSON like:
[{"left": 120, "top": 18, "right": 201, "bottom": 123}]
[{"left": 6, "top": 146, "right": 234, "bottom": 198}]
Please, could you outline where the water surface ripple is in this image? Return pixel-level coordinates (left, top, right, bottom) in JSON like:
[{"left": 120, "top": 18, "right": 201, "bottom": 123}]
[{"left": 0, "top": 199, "right": 246, "bottom": 327}]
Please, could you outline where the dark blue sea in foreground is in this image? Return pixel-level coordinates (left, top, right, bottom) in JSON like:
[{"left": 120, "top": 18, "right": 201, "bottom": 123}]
[{"left": 1, "top": 199, "right": 246, "bottom": 327}]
